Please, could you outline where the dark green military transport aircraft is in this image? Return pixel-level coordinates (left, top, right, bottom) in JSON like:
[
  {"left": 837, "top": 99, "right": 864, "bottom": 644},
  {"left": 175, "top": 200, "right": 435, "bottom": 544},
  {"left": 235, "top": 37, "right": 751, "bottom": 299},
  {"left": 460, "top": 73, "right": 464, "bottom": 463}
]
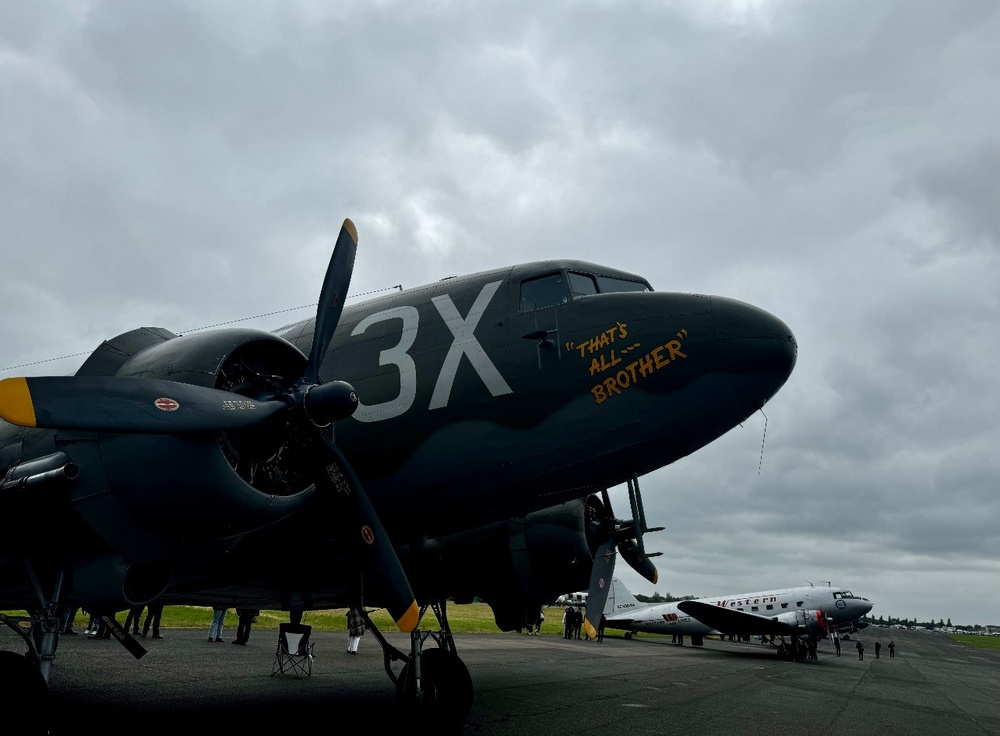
[{"left": 0, "top": 219, "right": 796, "bottom": 725}]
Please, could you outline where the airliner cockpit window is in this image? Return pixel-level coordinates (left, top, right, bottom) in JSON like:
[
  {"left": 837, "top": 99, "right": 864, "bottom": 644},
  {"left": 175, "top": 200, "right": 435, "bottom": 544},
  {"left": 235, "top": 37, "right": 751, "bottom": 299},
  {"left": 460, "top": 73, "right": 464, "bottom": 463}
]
[
  {"left": 520, "top": 274, "right": 568, "bottom": 312},
  {"left": 596, "top": 275, "right": 651, "bottom": 293}
]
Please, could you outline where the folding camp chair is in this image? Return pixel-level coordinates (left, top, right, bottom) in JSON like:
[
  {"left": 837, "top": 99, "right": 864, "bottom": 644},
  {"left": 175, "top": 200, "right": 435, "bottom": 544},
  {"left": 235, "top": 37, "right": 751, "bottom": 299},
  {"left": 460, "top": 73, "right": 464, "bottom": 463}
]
[{"left": 271, "top": 623, "right": 314, "bottom": 677}]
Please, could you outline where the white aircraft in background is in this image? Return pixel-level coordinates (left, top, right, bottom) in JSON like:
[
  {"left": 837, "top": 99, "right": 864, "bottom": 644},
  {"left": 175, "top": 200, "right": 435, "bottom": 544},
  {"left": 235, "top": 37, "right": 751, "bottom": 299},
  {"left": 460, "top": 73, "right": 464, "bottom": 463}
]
[{"left": 602, "top": 578, "right": 874, "bottom": 660}]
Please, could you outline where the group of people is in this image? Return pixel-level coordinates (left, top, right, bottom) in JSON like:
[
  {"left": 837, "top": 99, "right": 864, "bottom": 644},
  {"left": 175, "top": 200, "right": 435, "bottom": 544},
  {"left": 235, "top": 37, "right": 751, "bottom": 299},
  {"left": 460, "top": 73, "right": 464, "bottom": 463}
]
[
  {"left": 51, "top": 602, "right": 380, "bottom": 659},
  {"left": 855, "top": 639, "right": 895, "bottom": 660},
  {"left": 59, "top": 603, "right": 165, "bottom": 639},
  {"left": 205, "top": 607, "right": 260, "bottom": 644},
  {"left": 562, "top": 606, "right": 585, "bottom": 639}
]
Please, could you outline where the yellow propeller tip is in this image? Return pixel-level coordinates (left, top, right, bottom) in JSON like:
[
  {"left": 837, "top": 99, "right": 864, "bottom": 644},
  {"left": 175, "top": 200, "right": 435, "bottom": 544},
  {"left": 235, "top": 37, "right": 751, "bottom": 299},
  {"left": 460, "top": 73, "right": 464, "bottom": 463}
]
[
  {"left": 584, "top": 620, "right": 598, "bottom": 640},
  {"left": 343, "top": 218, "right": 358, "bottom": 245},
  {"left": 396, "top": 600, "right": 420, "bottom": 633},
  {"left": 0, "top": 377, "right": 37, "bottom": 427}
]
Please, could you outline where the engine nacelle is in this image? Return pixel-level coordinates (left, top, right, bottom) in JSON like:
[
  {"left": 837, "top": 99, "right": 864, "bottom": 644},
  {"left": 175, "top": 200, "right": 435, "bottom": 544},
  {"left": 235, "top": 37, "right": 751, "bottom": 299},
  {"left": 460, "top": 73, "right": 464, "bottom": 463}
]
[
  {"left": 429, "top": 497, "right": 597, "bottom": 631},
  {"left": 68, "top": 327, "right": 316, "bottom": 545},
  {"left": 774, "top": 608, "right": 827, "bottom": 637},
  {"left": 70, "top": 553, "right": 173, "bottom": 611}
]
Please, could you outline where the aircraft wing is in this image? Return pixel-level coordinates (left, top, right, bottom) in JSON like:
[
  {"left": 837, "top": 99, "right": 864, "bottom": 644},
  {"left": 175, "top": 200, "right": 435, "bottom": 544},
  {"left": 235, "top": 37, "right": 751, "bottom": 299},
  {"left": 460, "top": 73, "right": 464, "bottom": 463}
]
[{"left": 676, "top": 600, "right": 803, "bottom": 636}]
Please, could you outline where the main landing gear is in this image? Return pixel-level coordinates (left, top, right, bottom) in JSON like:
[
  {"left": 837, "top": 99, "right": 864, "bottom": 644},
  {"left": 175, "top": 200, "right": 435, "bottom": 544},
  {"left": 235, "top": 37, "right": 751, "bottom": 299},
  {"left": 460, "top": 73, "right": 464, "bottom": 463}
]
[
  {"left": 362, "top": 600, "right": 474, "bottom": 731},
  {"left": 0, "top": 563, "right": 66, "bottom": 733},
  {"left": 773, "top": 637, "right": 809, "bottom": 661},
  {"left": 0, "top": 615, "right": 49, "bottom": 714}
]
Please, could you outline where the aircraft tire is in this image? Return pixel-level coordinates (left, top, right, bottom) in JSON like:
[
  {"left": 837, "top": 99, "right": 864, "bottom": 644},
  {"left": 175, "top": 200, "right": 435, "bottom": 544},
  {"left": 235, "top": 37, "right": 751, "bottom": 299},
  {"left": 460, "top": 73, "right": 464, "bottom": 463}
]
[
  {"left": 0, "top": 650, "right": 48, "bottom": 731},
  {"left": 395, "top": 648, "right": 474, "bottom": 729}
]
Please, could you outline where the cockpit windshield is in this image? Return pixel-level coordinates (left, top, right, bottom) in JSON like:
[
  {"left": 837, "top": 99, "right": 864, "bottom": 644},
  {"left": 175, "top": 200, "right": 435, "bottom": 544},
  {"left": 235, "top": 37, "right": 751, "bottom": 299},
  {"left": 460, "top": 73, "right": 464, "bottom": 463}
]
[
  {"left": 568, "top": 271, "right": 650, "bottom": 296},
  {"left": 521, "top": 270, "right": 650, "bottom": 312}
]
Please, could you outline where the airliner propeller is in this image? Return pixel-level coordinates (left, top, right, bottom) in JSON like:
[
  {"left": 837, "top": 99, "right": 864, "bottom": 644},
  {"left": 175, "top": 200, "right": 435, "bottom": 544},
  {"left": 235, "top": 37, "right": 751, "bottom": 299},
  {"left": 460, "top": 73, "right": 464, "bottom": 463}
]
[{"left": 0, "top": 219, "right": 420, "bottom": 633}]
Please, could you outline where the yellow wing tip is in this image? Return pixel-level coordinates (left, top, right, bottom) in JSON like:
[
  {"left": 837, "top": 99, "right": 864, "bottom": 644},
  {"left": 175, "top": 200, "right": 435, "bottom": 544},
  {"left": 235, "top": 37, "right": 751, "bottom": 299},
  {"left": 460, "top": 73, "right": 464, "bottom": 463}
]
[
  {"left": 0, "top": 377, "right": 37, "bottom": 427},
  {"left": 396, "top": 600, "right": 420, "bottom": 633}
]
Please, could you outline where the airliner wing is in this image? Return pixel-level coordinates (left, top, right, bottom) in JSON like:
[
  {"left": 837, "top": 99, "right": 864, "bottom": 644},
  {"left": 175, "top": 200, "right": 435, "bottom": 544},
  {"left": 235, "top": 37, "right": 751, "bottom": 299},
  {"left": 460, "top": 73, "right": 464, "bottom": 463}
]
[{"left": 676, "top": 601, "right": 800, "bottom": 636}]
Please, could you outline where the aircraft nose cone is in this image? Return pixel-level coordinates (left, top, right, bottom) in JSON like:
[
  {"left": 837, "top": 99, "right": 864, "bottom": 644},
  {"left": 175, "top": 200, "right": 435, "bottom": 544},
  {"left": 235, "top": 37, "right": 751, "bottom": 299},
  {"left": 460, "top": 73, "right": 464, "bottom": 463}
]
[{"left": 710, "top": 296, "right": 797, "bottom": 391}]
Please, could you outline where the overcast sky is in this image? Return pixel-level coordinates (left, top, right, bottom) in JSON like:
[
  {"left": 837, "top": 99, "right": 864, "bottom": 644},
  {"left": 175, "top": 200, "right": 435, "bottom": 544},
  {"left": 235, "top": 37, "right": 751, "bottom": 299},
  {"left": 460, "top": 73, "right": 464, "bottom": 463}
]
[{"left": 2, "top": 1, "right": 998, "bottom": 626}]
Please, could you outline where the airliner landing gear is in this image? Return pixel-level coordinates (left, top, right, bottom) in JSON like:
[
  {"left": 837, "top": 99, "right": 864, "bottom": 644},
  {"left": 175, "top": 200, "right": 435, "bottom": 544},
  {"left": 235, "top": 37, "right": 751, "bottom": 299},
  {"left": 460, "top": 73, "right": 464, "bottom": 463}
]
[
  {"left": 774, "top": 637, "right": 808, "bottom": 661},
  {"left": 363, "top": 600, "right": 474, "bottom": 730}
]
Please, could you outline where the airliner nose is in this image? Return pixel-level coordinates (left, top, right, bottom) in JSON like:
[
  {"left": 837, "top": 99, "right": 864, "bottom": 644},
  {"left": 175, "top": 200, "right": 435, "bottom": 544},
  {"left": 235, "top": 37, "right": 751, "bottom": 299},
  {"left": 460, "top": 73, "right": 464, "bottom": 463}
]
[{"left": 710, "top": 296, "right": 797, "bottom": 397}]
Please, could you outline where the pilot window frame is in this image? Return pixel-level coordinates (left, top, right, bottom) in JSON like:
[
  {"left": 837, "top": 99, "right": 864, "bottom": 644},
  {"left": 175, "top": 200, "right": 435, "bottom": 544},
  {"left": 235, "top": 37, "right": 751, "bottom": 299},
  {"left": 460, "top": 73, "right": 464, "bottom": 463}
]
[{"left": 519, "top": 273, "right": 569, "bottom": 313}]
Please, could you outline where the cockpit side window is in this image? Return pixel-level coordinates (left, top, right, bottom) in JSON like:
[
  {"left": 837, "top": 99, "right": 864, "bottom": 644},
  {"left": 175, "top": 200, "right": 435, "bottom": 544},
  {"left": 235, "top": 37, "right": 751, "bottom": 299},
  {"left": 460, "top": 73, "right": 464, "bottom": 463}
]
[
  {"left": 520, "top": 274, "right": 569, "bottom": 312},
  {"left": 595, "top": 275, "right": 650, "bottom": 293},
  {"left": 567, "top": 272, "right": 598, "bottom": 297}
]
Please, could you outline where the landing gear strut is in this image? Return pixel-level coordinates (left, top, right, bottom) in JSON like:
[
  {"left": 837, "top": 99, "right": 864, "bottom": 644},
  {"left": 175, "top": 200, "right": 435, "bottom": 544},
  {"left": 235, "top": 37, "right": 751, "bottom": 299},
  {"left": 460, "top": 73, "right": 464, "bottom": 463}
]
[
  {"left": 363, "top": 600, "right": 474, "bottom": 729},
  {"left": 774, "top": 637, "right": 809, "bottom": 661},
  {"left": 0, "top": 562, "right": 66, "bottom": 725}
]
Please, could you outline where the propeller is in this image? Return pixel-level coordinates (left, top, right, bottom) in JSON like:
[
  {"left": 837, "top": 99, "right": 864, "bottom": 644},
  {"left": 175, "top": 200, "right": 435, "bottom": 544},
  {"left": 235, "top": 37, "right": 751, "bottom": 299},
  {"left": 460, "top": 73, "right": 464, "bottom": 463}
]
[
  {"left": 0, "top": 219, "right": 421, "bottom": 632},
  {"left": 582, "top": 480, "right": 663, "bottom": 639}
]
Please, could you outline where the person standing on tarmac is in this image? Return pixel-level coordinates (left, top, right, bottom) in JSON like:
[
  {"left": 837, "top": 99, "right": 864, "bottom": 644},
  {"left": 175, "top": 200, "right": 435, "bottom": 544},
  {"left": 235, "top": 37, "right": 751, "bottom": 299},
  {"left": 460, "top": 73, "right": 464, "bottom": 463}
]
[
  {"left": 856, "top": 640, "right": 865, "bottom": 660},
  {"left": 346, "top": 607, "right": 366, "bottom": 654}
]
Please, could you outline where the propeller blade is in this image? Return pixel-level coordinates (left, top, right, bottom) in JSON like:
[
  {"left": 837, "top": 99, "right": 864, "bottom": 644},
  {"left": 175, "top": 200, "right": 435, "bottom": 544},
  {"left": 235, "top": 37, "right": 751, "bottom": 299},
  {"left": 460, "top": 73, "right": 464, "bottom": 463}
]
[
  {"left": 312, "top": 434, "right": 419, "bottom": 633},
  {"left": 583, "top": 538, "right": 616, "bottom": 640},
  {"left": 618, "top": 538, "right": 659, "bottom": 585},
  {"left": 303, "top": 219, "right": 358, "bottom": 384},
  {"left": 0, "top": 376, "right": 285, "bottom": 433}
]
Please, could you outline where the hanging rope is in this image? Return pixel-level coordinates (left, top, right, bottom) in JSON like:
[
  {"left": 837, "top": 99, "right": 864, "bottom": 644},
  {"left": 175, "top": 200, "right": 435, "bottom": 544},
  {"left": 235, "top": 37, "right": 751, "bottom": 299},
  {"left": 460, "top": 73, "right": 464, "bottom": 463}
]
[{"left": 757, "top": 410, "right": 768, "bottom": 475}]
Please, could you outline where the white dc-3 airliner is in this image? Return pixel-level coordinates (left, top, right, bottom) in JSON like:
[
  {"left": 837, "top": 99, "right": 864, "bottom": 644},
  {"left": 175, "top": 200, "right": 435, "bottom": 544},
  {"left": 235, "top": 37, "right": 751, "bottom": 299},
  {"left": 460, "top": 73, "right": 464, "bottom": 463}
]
[{"left": 601, "top": 578, "right": 873, "bottom": 660}]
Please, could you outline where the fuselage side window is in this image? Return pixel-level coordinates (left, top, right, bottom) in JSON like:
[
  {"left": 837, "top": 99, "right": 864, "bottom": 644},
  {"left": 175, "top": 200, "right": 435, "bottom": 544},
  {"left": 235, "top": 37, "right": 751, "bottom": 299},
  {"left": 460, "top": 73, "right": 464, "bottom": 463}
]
[{"left": 521, "top": 274, "right": 568, "bottom": 312}]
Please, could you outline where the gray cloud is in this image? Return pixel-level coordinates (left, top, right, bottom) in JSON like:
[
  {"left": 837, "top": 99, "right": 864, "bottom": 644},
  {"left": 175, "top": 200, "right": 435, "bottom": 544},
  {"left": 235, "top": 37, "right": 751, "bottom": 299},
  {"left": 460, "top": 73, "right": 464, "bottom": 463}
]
[{"left": 2, "top": 0, "right": 999, "bottom": 625}]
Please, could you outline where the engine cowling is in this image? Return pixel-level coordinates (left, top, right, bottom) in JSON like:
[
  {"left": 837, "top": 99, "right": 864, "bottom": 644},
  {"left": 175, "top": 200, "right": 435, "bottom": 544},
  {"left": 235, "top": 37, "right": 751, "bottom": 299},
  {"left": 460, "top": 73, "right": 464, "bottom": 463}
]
[
  {"left": 69, "top": 327, "right": 316, "bottom": 545},
  {"left": 428, "top": 496, "right": 599, "bottom": 631},
  {"left": 774, "top": 608, "right": 827, "bottom": 637}
]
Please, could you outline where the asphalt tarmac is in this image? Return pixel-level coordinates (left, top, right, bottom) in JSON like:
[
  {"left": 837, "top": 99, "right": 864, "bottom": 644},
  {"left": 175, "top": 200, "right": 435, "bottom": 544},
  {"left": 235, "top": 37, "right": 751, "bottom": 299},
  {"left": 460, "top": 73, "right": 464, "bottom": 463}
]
[{"left": 3, "top": 626, "right": 998, "bottom": 734}]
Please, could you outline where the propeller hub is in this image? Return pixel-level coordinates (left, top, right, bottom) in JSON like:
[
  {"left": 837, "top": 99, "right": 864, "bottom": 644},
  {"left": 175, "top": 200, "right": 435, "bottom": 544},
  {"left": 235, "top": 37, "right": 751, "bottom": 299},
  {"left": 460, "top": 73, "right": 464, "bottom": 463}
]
[{"left": 300, "top": 381, "right": 359, "bottom": 428}]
